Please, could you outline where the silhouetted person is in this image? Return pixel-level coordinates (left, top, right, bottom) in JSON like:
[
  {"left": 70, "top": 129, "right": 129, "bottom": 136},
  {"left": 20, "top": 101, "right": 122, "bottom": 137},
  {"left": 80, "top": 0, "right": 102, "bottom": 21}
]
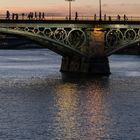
[
  {"left": 31, "top": 12, "right": 34, "bottom": 19},
  {"left": 42, "top": 12, "right": 45, "bottom": 19},
  {"left": 12, "top": 13, "right": 15, "bottom": 20},
  {"left": 28, "top": 13, "right": 30, "bottom": 20},
  {"left": 22, "top": 13, "right": 25, "bottom": 20},
  {"left": 124, "top": 14, "right": 128, "bottom": 21},
  {"left": 39, "top": 12, "right": 41, "bottom": 20},
  {"left": 109, "top": 16, "right": 111, "bottom": 21},
  {"left": 15, "top": 14, "right": 18, "bottom": 20},
  {"left": 35, "top": 12, "right": 37, "bottom": 19},
  {"left": 66, "top": 16, "right": 68, "bottom": 20},
  {"left": 28, "top": 12, "right": 32, "bottom": 20},
  {"left": 6, "top": 10, "right": 10, "bottom": 20},
  {"left": 75, "top": 12, "right": 78, "bottom": 20},
  {"left": 117, "top": 15, "right": 121, "bottom": 21},
  {"left": 104, "top": 14, "right": 106, "bottom": 21},
  {"left": 94, "top": 14, "right": 96, "bottom": 21}
]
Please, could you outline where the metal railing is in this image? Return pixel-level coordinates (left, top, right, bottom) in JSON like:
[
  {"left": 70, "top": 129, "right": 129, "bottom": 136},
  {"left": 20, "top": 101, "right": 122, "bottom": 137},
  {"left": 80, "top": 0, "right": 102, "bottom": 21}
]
[{"left": 1, "top": 14, "right": 140, "bottom": 21}]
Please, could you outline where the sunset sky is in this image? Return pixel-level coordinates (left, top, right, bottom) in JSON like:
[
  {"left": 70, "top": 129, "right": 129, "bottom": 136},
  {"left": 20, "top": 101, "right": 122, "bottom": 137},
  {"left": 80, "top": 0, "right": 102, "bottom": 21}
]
[{"left": 0, "top": 0, "right": 140, "bottom": 16}]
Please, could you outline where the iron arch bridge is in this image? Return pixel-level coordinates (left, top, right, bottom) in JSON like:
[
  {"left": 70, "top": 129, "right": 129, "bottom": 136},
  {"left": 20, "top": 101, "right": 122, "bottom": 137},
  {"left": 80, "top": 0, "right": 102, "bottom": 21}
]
[
  {"left": 105, "top": 28, "right": 140, "bottom": 56},
  {"left": 0, "top": 20, "right": 140, "bottom": 74},
  {"left": 0, "top": 26, "right": 87, "bottom": 57}
]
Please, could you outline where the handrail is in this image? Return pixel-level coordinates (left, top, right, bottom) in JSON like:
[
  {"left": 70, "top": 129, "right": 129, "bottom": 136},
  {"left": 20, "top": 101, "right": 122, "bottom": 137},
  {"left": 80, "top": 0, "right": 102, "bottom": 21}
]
[{"left": 0, "top": 14, "right": 140, "bottom": 21}]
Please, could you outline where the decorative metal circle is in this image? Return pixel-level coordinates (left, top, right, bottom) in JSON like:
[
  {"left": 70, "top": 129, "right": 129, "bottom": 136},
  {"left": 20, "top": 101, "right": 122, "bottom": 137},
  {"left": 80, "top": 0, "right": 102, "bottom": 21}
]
[
  {"left": 105, "top": 29, "right": 123, "bottom": 47},
  {"left": 44, "top": 28, "right": 53, "bottom": 38},
  {"left": 33, "top": 28, "right": 39, "bottom": 34},
  {"left": 18, "top": 27, "right": 25, "bottom": 31},
  {"left": 54, "top": 28, "right": 67, "bottom": 42},
  {"left": 38, "top": 27, "right": 45, "bottom": 32},
  {"left": 67, "top": 29, "right": 86, "bottom": 49},
  {"left": 138, "top": 29, "right": 140, "bottom": 37},
  {"left": 24, "top": 27, "right": 29, "bottom": 32},
  {"left": 124, "top": 29, "right": 136, "bottom": 41}
]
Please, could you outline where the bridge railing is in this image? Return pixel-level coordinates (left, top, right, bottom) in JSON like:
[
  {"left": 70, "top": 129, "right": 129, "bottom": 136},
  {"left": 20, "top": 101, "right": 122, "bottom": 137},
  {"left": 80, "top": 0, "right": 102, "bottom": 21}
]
[{"left": 0, "top": 14, "right": 140, "bottom": 21}]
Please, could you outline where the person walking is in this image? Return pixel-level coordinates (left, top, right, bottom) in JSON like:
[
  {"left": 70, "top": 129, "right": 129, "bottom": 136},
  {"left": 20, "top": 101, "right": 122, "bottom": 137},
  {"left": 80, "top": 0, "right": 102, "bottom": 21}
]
[
  {"left": 12, "top": 13, "right": 15, "bottom": 20},
  {"left": 6, "top": 10, "right": 10, "bottom": 20},
  {"left": 104, "top": 14, "right": 106, "bottom": 21},
  {"left": 42, "top": 12, "right": 45, "bottom": 20},
  {"left": 22, "top": 13, "right": 25, "bottom": 20},
  {"left": 15, "top": 14, "right": 19, "bottom": 20},
  {"left": 94, "top": 14, "right": 96, "bottom": 21},
  {"left": 28, "top": 12, "right": 31, "bottom": 20},
  {"left": 39, "top": 12, "right": 41, "bottom": 20},
  {"left": 124, "top": 14, "right": 128, "bottom": 21},
  {"left": 35, "top": 12, "right": 37, "bottom": 19},
  {"left": 117, "top": 15, "right": 121, "bottom": 21},
  {"left": 109, "top": 16, "right": 111, "bottom": 21},
  {"left": 75, "top": 12, "right": 78, "bottom": 20}
]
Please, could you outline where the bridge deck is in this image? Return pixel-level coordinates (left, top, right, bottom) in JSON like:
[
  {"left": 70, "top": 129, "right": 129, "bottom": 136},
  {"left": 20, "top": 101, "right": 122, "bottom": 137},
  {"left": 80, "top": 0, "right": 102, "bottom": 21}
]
[{"left": 1, "top": 20, "right": 140, "bottom": 25}]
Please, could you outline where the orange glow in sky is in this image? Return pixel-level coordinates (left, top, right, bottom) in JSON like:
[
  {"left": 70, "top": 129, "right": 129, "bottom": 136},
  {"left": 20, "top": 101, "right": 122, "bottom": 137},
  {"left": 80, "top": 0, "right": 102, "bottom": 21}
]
[{"left": 0, "top": 0, "right": 140, "bottom": 16}]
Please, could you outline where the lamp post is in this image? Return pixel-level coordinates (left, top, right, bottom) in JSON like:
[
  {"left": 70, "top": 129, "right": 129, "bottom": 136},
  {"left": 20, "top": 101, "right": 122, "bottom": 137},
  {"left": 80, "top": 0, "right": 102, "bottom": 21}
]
[
  {"left": 99, "top": 0, "right": 102, "bottom": 21},
  {"left": 65, "top": 0, "right": 75, "bottom": 20}
]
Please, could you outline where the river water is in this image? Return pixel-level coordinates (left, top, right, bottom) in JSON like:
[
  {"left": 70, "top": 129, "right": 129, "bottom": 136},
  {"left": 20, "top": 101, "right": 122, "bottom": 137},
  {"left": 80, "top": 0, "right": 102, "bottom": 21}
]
[{"left": 0, "top": 49, "right": 139, "bottom": 140}]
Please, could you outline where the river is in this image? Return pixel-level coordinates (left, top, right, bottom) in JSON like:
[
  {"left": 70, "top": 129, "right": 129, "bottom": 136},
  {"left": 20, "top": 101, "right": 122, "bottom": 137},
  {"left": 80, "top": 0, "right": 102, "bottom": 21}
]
[{"left": 0, "top": 49, "right": 139, "bottom": 140}]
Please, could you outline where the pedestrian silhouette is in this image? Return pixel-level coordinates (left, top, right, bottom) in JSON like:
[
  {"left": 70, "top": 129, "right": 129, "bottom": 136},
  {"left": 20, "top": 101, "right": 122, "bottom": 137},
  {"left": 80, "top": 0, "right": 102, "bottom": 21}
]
[
  {"left": 124, "top": 14, "right": 128, "bottom": 21},
  {"left": 117, "top": 15, "right": 121, "bottom": 21},
  {"left": 109, "top": 16, "right": 111, "bottom": 21},
  {"left": 39, "top": 12, "right": 41, "bottom": 20},
  {"left": 94, "top": 14, "right": 96, "bottom": 21},
  {"left": 104, "top": 14, "right": 106, "bottom": 21},
  {"left": 75, "top": 12, "right": 78, "bottom": 20},
  {"left": 12, "top": 13, "right": 15, "bottom": 20},
  {"left": 35, "top": 12, "right": 37, "bottom": 19},
  {"left": 28, "top": 13, "right": 30, "bottom": 20},
  {"left": 6, "top": 10, "right": 10, "bottom": 20},
  {"left": 42, "top": 12, "right": 45, "bottom": 20},
  {"left": 22, "top": 13, "right": 25, "bottom": 20},
  {"left": 31, "top": 12, "right": 34, "bottom": 19},
  {"left": 15, "top": 14, "right": 18, "bottom": 20}
]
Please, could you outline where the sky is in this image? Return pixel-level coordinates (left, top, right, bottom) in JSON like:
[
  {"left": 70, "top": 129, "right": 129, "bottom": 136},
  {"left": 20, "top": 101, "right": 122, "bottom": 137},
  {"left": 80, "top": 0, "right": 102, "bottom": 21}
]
[{"left": 0, "top": 0, "right": 140, "bottom": 16}]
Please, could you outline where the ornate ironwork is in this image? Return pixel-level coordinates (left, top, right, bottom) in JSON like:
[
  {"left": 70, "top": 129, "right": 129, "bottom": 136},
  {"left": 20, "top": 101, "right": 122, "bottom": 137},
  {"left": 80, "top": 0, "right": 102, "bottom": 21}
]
[
  {"left": 124, "top": 29, "right": 136, "bottom": 41},
  {"left": 9, "top": 26, "right": 87, "bottom": 51},
  {"left": 67, "top": 29, "right": 86, "bottom": 50},
  {"left": 105, "top": 29, "right": 123, "bottom": 48},
  {"left": 0, "top": 23, "right": 140, "bottom": 57},
  {"left": 105, "top": 28, "right": 140, "bottom": 55}
]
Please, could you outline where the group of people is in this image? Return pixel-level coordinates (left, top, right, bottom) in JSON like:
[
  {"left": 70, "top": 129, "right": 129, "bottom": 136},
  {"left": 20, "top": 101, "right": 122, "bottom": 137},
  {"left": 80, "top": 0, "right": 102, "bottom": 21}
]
[
  {"left": 6, "top": 10, "right": 79, "bottom": 21},
  {"left": 6, "top": 10, "right": 45, "bottom": 20},
  {"left": 94, "top": 14, "right": 129, "bottom": 21},
  {"left": 27, "top": 12, "right": 45, "bottom": 20},
  {"left": 6, "top": 10, "right": 129, "bottom": 21}
]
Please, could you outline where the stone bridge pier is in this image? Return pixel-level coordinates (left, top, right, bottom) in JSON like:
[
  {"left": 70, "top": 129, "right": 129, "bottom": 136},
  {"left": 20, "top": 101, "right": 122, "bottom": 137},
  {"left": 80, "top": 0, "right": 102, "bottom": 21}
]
[{"left": 60, "top": 28, "right": 110, "bottom": 75}]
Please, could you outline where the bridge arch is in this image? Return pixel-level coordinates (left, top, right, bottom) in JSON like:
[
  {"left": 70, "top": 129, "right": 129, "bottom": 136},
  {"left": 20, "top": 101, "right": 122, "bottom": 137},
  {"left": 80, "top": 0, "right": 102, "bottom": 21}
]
[
  {"left": 105, "top": 28, "right": 140, "bottom": 56},
  {"left": 106, "top": 40, "right": 140, "bottom": 56},
  {"left": 0, "top": 28, "right": 86, "bottom": 58}
]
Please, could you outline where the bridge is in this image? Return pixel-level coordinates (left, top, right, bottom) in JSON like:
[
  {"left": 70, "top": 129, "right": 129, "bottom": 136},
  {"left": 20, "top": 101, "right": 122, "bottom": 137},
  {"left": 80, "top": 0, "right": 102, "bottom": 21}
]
[{"left": 0, "top": 19, "right": 140, "bottom": 74}]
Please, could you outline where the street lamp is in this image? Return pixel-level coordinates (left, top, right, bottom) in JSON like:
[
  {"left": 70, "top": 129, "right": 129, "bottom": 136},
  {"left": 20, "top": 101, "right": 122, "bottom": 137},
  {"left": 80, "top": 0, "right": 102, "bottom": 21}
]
[
  {"left": 65, "top": 0, "right": 75, "bottom": 20},
  {"left": 99, "top": 0, "right": 102, "bottom": 21}
]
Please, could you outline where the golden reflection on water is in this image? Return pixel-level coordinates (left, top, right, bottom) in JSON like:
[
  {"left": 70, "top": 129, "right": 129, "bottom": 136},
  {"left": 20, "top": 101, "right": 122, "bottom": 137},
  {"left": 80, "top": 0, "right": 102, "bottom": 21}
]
[
  {"left": 55, "top": 83, "right": 80, "bottom": 139},
  {"left": 85, "top": 81, "right": 110, "bottom": 138},
  {"left": 54, "top": 80, "right": 110, "bottom": 139}
]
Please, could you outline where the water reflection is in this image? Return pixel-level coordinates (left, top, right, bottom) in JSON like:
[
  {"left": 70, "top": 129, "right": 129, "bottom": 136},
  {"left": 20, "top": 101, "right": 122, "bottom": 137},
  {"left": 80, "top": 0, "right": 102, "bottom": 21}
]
[
  {"left": 54, "top": 79, "right": 111, "bottom": 139},
  {"left": 0, "top": 49, "right": 139, "bottom": 139},
  {"left": 55, "top": 83, "right": 80, "bottom": 139}
]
